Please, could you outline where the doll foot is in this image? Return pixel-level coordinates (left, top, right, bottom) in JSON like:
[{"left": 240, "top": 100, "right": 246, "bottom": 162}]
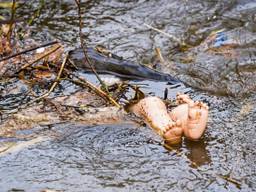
[
  {"left": 185, "top": 101, "right": 209, "bottom": 140},
  {"left": 171, "top": 94, "right": 209, "bottom": 140},
  {"left": 130, "top": 97, "right": 183, "bottom": 144},
  {"left": 176, "top": 93, "right": 194, "bottom": 106},
  {"left": 163, "top": 120, "right": 183, "bottom": 145}
]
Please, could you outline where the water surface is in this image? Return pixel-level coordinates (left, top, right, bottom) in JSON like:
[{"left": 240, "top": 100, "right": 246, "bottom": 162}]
[{"left": 0, "top": 0, "right": 255, "bottom": 191}]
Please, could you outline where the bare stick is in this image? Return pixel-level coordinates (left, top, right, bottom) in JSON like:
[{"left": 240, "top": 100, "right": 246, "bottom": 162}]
[
  {"left": 26, "top": 53, "right": 69, "bottom": 105},
  {"left": 69, "top": 75, "right": 121, "bottom": 108},
  {"left": 18, "top": 44, "right": 61, "bottom": 72},
  {"left": 155, "top": 47, "right": 165, "bottom": 64},
  {"left": 0, "top": 41, "right": 59, "bottom": 62},
  {"left": 74, "top": 0, "right": 108, "bottom": 91},
  {"left": 217, "top": 174, "right": 241, "bottom": 188},
  {"left": 6, "top": 0, "right": 16, "bottom": 43},
  {"left": 74, "top": 0, "right": 120, "bottom": 107},
  {"left": 144, "top": 23, "right": 183, "bottom": 45}
]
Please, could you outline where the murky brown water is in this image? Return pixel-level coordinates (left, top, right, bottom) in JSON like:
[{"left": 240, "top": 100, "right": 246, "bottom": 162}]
[{"left": 0, "top": 0, "right": 256, "bottom": 191}]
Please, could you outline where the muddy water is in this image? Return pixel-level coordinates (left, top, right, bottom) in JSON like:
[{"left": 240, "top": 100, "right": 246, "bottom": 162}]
[{"left": 0, "top": 0, "right": 256, "bottom": 191}]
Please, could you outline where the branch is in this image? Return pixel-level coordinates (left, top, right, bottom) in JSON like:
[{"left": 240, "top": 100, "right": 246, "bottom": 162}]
[
  {"left": 18, "top": 44, "right": 61, "bottom": 72},
  {"left": 26, "top": 53, "right": 69, "bottom": 105},
  {"left": 6, "top": 0, "right": 17, "bottom": 43},
  {"left": 0, "top": 41, "right": 59, "bottom": 62},
  {"left": 74, "top": 0, "right": 121, "bottom": 107}
]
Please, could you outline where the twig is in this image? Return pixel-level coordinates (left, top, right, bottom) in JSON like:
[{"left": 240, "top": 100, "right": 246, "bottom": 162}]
[
  {"left": 74, "top": 0, "right": 121, "bottom": 107},
  {"left": 68, "top": 75, "right": 121, "bottom": 108},
  {"left": 6, "top": 0, "right": 16, "bottom": 43},
  {"left": 217, "top": 174, "right": 241, "bottom": 188},
  {"left": 155, "top": 47, "right": 165, "bottom": 64},
  {"left": 0, "top": 41, "right": 59, "bottom": 62},
  {"left": 28, "top": 0, "right": 45, "bottom": 25},
  {"left": 74, "top": 0, "right": 108, "bottom": 91},
  {"left": 18, "top": 44, "right": 61, "bottom": 72},
  {"left": 144, "top": 23, "right": 183, "bottom": 45},
  {"left": 0, "top": 19, "right": 22, "bottom": 25},
  {"left": 26, "top": 53, "right": 69, "bottom": 105}
]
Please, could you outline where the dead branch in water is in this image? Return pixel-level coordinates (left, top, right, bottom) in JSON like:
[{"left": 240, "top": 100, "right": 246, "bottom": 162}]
[
  {"left": 74, "top": 0, "right": 120, "bottom": 108},
  {"left": 155, "top": 47, "right": 166, "bottom": 64},
  {"left": 74, "top": 0, "right": 107, "bottom": 89},
  {"left": 68, "top": 75, "right": 121, "bottom": 108},
  {"left": 217, "top": 174, "right": 241, "bottom": 189},
  {"left": 26, "top": 53, "right": 69, "bottom": 105},
  {"left": 0, "top": 41, "right": 59, "bottom": 62},
  {"left": 144, "top": 23, "right": 184, "bottom": 46},
  {"left": 18, "top": 44, "right": 62, "bottom": 72}
]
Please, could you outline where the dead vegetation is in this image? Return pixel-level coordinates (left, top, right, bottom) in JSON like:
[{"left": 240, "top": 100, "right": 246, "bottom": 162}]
[{"left": 0, "top": 1, "right": 148, "bottom": 139}]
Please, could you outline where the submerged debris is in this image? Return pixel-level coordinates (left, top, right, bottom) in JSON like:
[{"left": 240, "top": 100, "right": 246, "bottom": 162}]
[{"left": 0, "top": 78, "right": 134, "bottom": 137}]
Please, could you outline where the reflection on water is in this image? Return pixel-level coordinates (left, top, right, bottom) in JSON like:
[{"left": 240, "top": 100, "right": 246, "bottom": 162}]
[
  {"left": 0, "top": 0, "right": 256, "bottom": 191},
  {"left": 184, "top": 139, "right": 211, "bottom": 167},
  {"left": 81, "top": 73, "right": 190, "bottom": 99}
]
